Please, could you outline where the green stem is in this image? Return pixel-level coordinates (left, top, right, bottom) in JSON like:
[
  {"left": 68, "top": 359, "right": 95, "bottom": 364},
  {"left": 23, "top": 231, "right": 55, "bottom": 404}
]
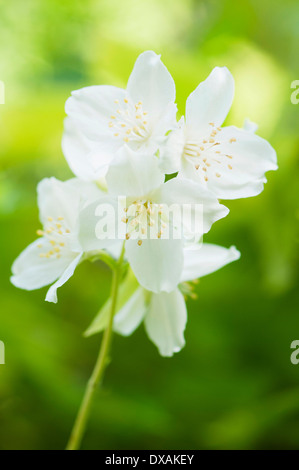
[{"left": 66, "top": 244, "right": 125, "bottom": 451}]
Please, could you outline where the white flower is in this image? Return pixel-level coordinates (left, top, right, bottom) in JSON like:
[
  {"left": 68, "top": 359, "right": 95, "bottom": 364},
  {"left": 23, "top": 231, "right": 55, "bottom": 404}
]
[
  {"left": 86, "top": 244, "right": 241, "bottom": 357},
  {"left": 62, "top": 51, "right": 177, "bottom": 181},
  {"left": 160, "top": 67, "right": 278, "bottom": 199},
  {"left": 11, "top": 177, "right": 103, "bottom": 303},
  {"left": 80, "top": 146, "right": 229, "bottom": 294}
]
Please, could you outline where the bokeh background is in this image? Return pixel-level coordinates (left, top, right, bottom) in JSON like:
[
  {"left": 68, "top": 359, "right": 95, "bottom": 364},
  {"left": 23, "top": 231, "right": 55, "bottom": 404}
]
[{"left": 0, "top": 0, "right": 299, "bottom": 450}]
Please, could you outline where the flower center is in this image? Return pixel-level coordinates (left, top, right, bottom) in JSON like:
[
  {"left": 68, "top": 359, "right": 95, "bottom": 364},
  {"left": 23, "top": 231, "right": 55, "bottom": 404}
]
[
  {"left": 179, "top": 280, "right": 199, "bottom": 300},
  {"left": 36, "top": 216, "right": 70, "bottom": 259},
  {"left": 121, "top": 200, "right": 169, "bottom": 245},
  {"left": 183, "top": 122, "right": 236, "bottom": 181},
  {"left": 108, "top": 98, "right": 151, "bottom": 147}
]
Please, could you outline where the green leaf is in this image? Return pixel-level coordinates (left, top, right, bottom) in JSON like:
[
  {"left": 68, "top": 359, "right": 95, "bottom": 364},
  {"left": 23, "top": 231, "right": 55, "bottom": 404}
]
[{"left": 84, "top": 268, "right": 139, "bottom": 337}]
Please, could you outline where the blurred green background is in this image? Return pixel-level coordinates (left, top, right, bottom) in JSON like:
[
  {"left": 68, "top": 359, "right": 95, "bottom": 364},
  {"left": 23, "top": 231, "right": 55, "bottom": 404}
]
[{"left": 0, "top": 0, "right": 299, "bottom": 450}]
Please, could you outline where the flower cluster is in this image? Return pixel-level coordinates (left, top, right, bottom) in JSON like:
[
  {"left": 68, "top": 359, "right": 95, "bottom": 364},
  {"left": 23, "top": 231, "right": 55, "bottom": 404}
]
[{"left": 11, "top": 51, "right": 277, "bottom": 356}]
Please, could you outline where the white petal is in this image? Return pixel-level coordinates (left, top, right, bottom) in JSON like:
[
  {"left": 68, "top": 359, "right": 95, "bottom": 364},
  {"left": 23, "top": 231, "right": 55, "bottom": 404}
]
[
  {"left": 186, "top": 67, "right": 234, "bottom": 136},
  {"left": 140, "top": 102, "right": 178, "bottom": 158},
  {"left": 106, "top": 146, "right": 164, "bottom": 198},
  {"left": 158, "top": 177, "right": 229, "bottom": 236},
  {"left": 113, "top": 287, "right": 147, "bottom": 336},
  {"left": 66, "top": 178, "right": 106, "bottom": 208},
  {"left": 79, "top": 197, "right": 119, "bottom": 252},
  {"left": 37, "top": 177, "right": 80, "bottom": 229},
  {"left": 65, "top": 85, "right": 126, "bottom": 142},
  {"left": 62, "top": 117, "right": 115, "bottom": 180},
  {"left": 11, "top": 238, "right": 77, "bottom": 290},
  {"left": 45, "top": 253, "right": 82, "bottom": 303},
  {"left": 150, "top": 102, "right": 178, "bottom": 138},
  {"left": 144, "top": 288, "right": 187, "bottom": 357},
  {"left": 159, "top": 117, "right": 185, "bottom": 174},
  {"left": 180, "top": 159, "right": 266, "bottom": 200},
  {"left": 127, "top": 51, "right": 176, "bottom": 119},
  {"left": 218, "top": 126, "right": 278, "bottom": 176},
  {"left": 125, "top": 238, "right": 184, "bottom": 293},
  {"left": 181, "top": 244, "right": 240, "bottom": 282},
  {"left": 205, "top": 126, "right": 278, "bottom": 199}
]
